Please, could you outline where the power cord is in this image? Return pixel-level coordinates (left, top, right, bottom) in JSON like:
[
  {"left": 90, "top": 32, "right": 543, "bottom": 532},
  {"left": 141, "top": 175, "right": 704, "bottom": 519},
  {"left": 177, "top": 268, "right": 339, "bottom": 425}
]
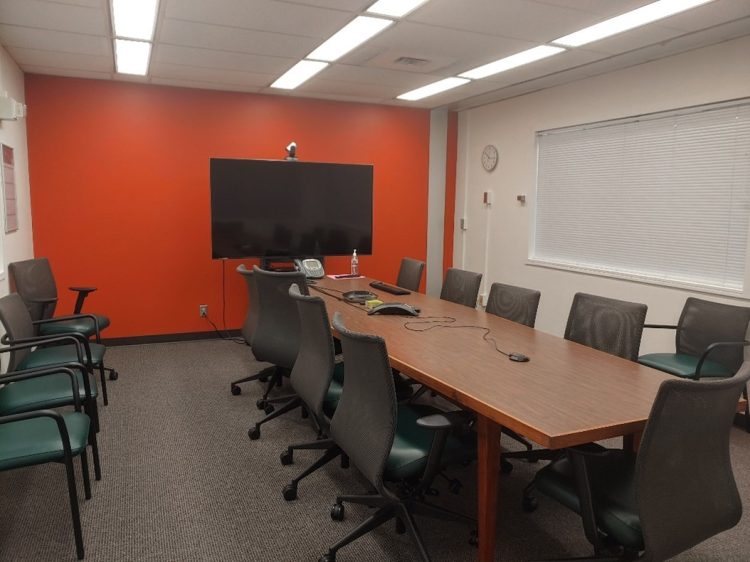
[{"left": 403, "top": 317, "right": 513, "bottom": 358}]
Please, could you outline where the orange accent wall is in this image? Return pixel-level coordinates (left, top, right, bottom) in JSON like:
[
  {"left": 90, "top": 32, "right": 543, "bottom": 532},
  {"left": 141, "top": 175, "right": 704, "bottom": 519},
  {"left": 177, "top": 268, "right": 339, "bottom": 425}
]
[
  {"left": 443, "top": 111, "right": 458, "bottom": 274},
  {"left": 25, "top": 75, "right": 430, "bottom": 338}
]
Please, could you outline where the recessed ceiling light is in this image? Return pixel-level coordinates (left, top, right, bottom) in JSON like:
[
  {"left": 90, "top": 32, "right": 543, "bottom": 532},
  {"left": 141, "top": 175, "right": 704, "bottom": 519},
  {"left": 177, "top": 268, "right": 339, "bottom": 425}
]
[
  {"left": 367, "top": 0, "right": 429, "bottom": 18},
  {"left": 553, "top": 0, "right": 716, "bottom": 47},
  {"left": 307, "top": 16, "right": 393, "bottom": 62},
  {"left": 114, "top": 39, "right": 152, "bottom": 75},
  {"left": 271, "top": 60, "right": 329, "bottom": 90},
  {"left": 111, "top": 0, "right": 159, "bottom": 41},
  {"left": 459, "top": 46, "right": 565, "bottom": 80},
  {"left": 397, "top": 77, "right": 470, "bottom": 101}
]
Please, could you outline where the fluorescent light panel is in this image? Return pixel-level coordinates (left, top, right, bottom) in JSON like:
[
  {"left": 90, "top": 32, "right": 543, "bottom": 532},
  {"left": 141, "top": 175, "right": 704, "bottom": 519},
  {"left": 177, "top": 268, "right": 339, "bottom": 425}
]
[
  {"left": 112, "top": 0, "right": 159, "bottom": 41},
  {"left": 459, "top": 45, "right": 565, "bottom": 80},
  {"left": 307, "top": 16, "right": 393, "bottom": 62},
  {"left": 271, "top": 60, "right": 329, "bottom": 90},
  {"left": 367, "top": 0, "right": 429, "bottom": 18},
  {"left": 553, "top": 0, "right": 716, "bottom": 47},
  {"left": 114, "top": 39, "right": 152, "bottom": 75},
  {"left": 398, "top": 77, "right": 469, "bottom": 101}
]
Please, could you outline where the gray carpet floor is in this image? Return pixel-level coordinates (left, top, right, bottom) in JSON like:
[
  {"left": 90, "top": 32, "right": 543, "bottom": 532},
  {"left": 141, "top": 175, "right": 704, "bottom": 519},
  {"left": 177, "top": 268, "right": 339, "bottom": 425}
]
[{"left": 0, "top": 339, "right": 748, "bottom": 561}]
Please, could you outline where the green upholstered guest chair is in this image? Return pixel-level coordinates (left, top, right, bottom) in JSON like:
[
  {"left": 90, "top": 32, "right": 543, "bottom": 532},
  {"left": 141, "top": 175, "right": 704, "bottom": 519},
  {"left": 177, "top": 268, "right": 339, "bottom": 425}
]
[
  {"left": 229, "top": 264, "right": 277, "bottom": 396},
  {"left": 396, "top": 257, "right": 425, "bottom": 292},
  {"left": 318, "top": 313, "right": 475, "bottom": 562},
  {"left": 279, "top": 283, "right": 346, "bottom": 501},
  {"left": 246, "top": 266, "right": 308, "bottom": 439},
  {"left": 8, "top": 257, "right": 117, "bottom": 381},
  {"left": 440, "top": 267, "right": 482, "bottom": 308},
  {"left": 529, "top": 362, "right": 750, "bottom": 561},
  {"left": 0, "top": 366, "right": 96, "bottom": 559},
  {"left": 638, "top": 297, "right": 750, "bottom": 431},
  {"left": 0, "top": 293, "right": 111, "bottom": 406}
]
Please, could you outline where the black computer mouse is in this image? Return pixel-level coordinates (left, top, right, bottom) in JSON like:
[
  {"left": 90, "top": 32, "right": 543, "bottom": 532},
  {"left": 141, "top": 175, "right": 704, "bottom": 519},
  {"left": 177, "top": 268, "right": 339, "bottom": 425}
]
[{"left": 509, "top": 353, "right": 530, "bottom": 362}]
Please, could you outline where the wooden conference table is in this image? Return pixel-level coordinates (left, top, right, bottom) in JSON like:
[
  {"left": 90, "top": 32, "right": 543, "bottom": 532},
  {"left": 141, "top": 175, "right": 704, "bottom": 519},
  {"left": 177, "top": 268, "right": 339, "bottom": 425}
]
[{"left": 312, "top": 276, "right": 673, "bottom": 562}]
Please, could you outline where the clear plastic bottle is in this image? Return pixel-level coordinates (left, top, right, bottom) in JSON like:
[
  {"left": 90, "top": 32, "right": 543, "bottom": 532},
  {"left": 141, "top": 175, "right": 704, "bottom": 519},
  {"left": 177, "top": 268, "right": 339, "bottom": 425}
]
[{"left": 351, "top": 249, "right": 359, "bottom": 276}]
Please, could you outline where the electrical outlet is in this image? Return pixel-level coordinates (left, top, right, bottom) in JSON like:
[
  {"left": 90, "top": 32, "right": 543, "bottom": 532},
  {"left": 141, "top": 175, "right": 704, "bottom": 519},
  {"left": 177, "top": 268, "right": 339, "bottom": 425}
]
[{"left": 199, "top": 304, "right": 208, "bottom": 318}]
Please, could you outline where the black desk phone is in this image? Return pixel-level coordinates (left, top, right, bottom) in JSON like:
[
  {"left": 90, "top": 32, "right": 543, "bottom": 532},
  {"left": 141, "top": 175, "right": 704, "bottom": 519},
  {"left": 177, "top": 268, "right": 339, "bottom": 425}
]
[{"left": 294, "top": 258, "right": 325, "bottom": 279}]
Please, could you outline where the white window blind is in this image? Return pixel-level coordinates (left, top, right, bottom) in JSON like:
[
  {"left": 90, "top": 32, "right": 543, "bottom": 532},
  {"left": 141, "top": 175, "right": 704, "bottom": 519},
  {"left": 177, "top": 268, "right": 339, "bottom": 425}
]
[{"left": 533, "top": 100, "right": 750, "bottom": 293}]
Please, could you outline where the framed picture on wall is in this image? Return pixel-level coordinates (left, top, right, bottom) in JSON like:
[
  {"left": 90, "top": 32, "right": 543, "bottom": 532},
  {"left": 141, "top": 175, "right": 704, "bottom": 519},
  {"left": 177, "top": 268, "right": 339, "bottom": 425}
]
[{"left": 1, "top": 144, "right": 18, "bottom": 233}]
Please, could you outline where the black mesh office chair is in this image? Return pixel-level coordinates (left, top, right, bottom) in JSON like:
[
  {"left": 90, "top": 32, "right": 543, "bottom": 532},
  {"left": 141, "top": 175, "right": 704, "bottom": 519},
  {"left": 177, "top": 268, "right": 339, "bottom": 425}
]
[
  {"left": 484, "top": 282, "right": 542, "bottom": 467},
  {"left": 440, "top": 268, "right": 482, "bottom": 308},
  {"left": 319, "top": 313, "right": 475, "bottom": 562},
  {"left": 639, "top": 297, "right": 750, "bottom": 431},
  {"left": 9, "top": 257, "right": 117, "bottom": 381},
  {"left": 485, "top": 282, "right": 541, "bottom": 328},
  {"left": 396, "top": 258, "right": 425, "bottom": 292},
  {"left": 507, "top": 293, "right": 647, "bottom": 483},
  {"left": 531, "top": 362, "right": 750, "bottom": 560},
  {"left": 247, "top": 266, "right": 308, "bottom": 439},
  {"left": 229, "top": 265, "right": 277, "bottom": 396},
  {"left": 280, "top": 284, "right": 347, "bottom": 501}
]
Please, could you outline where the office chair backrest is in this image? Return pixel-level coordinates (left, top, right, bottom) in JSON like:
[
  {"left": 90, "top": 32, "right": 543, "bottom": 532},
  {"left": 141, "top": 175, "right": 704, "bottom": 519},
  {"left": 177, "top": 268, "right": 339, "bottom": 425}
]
[
  {"left": 8, "top": 257, "right": 58, "bottom": 322},
  {"left": 440, "top": 268, "right": 482, "bottom": 308},
  {"left": 330, "top": 312, "right": 397, "bottom": 493},
  {"left": 251, "top": 266, "right": 308, "bottom": 369},
  {"left": 0, "top": 293, "right": 37, "bottom": 372},
  {"left": 288, "top": 283, "right": 336, "bottom": 423},
  {"left": 396, "top": 257, "right": 425, "bottom": 292},
  {"left": 677, "top": 297, "right": 750, "bottom": 374},
  {"left": 236, "top": 265, "right": 258, "bottom": 345},
  {"left": 485, "top": 282, "right": 541, "bottom": 328},
  {"left": 636, "top": 363, "right": 750, "bottom": 561},
  {"left": 564, "top": 293, "right": 647, "bottom": 361}
]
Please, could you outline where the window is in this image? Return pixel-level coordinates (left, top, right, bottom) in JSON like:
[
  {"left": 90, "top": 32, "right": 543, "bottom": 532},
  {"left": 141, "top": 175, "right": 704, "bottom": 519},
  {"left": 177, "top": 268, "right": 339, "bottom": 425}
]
[{"left": 532, "top": 100, "right": 750, "bottom": 293}]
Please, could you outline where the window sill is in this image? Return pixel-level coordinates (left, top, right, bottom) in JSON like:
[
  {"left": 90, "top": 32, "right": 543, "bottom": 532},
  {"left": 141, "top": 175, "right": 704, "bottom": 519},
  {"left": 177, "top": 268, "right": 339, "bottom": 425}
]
[{"left": 526, "top": 258, "right": 747, "bottom": 300}]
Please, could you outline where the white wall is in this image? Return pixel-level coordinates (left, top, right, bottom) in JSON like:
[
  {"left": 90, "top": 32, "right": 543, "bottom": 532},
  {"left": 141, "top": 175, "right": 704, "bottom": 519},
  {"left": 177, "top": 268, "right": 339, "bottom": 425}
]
[{"left": 455, "top": 36, "right": 750, "bottom": 354}]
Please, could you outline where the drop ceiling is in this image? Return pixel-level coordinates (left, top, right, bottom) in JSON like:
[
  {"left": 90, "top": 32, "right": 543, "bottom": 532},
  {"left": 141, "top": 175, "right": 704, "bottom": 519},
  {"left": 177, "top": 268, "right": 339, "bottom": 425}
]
[{"left": 0, "top": 0, "right": 748, "bottom": 110}]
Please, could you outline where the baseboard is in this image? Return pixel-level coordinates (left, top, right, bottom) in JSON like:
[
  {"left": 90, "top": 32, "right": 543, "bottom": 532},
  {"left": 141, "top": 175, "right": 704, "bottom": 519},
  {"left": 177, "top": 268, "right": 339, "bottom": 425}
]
[{"left": 102, "top": 329, "right": 243, "bottom": 346}]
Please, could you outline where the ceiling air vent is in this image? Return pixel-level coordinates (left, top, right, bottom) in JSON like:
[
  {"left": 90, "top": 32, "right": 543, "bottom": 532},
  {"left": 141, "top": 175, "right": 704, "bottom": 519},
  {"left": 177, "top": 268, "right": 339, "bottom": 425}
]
[{"left": 393, "top": 56, "right": 430, "bottom": 67}]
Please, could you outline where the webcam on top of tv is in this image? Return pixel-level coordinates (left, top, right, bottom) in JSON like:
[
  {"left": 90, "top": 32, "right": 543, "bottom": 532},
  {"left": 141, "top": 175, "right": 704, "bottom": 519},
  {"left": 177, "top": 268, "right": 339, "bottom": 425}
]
[{"left": 285, "top": 141, "right": 297, "bottom": 161}]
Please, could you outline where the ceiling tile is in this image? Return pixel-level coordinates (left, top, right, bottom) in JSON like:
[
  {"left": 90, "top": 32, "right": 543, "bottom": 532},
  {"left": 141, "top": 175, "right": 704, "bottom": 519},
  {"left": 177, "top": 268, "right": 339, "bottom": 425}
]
[
  {"left": 158, "top": 18, "right": 316, "bottom": 59},
  {"left": 0, "top": 0, "right": 108, "bottom": 35},
  {"left": 299, "top": 75, "right": 401, "bottom": 99},
  {"left": 661, "top": 0, "right": 750, "bottom": 32},
  {"left": 151, "top": 61, "right": 276, "bottom": 88},
  {"left": 164, "top": 0, "right": 350, "bottom": 39},
  {"left": 23, "top": 64, "right": 112, "bottom": 81},
  {"left": 151, "top": 76, "right": 262, "bottom": 94},
  {"left": 271, "top": 89, "right": 386, "bottom": 105},
  {"left": 0, "top": 24, "right": 111, "bottom": 56},
  {"left": 269, "top": 0, "right": 371, "bottom": 12},
  {"left": 530, "top": 0, "right": 653, "bottom": 17},
  {"left": 154, "top": 44, "right": 294, "bottom": 74},
  {"left": 323, "top": 64, "right": 445, "bottom": 89},
  {"left": 8, "top": 46, "right": 112, "bottom": 72}
]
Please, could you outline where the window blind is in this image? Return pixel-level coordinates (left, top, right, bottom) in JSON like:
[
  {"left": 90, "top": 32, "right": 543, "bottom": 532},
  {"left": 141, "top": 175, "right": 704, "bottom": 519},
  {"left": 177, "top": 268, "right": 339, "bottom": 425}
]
[{"left": 533, "top": 100, "right": 750, "bottom": 292}]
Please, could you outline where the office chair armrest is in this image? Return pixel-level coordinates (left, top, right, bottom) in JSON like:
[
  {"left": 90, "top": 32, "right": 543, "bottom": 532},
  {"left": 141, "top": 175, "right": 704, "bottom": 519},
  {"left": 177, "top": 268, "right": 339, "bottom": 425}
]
[
  {"left": 32, "top": 313, "right": 102, "bottom": 342},
  {"left": 643, "top": 324, "right": 678, "bottom": 330},
  {"left": 695, "top": 340, "right": 750, "bottom": 379},
  {"left": 0, "top": 366, "right": 81, "bottom": 408},
  {"left": 68, "top": 287, "right": 96, "bottom": 314},
  {"left": 4, "top": 362, "right": 91, "bottom": 400},
  {"left": 0, "top": 335, "right": 87, "bottom": 368},
  {"left": 0, "top": 410, "right": 77, "bottom": 460},
  {"left": 26, "top": 297, "right": 58, "bottom": 304},
  {"left": 416, "top": 410, "right": 474, "bottom": 431},
  {"left": 566, "top": 448, "right": 608, "bottom": 552}
]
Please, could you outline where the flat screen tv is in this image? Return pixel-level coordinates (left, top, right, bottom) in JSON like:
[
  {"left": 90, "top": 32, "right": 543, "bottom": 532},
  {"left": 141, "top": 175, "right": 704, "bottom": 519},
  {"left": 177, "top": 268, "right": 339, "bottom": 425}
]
[{"left": 210, "top": 158, "right": 373, "bottom": 259}]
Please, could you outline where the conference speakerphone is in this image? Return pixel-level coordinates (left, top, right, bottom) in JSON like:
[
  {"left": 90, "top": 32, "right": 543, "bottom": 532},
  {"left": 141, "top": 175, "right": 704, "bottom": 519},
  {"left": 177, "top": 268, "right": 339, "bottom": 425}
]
[{"left": 369, "top": 281, "right": 410, "bottom": 295}]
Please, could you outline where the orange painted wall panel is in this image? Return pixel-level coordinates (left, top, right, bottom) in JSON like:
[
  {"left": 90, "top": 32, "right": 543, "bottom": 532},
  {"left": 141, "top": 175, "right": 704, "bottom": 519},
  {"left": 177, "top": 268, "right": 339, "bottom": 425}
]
[{"left": 25, "top": 76, "right": 430, "bottom": 337}]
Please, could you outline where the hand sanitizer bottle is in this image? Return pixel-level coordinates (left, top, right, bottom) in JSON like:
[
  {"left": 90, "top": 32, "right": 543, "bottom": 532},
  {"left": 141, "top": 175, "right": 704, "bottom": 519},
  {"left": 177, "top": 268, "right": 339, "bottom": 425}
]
[{"left": 351, "top": 249, "right": 359, "bottom": 276}]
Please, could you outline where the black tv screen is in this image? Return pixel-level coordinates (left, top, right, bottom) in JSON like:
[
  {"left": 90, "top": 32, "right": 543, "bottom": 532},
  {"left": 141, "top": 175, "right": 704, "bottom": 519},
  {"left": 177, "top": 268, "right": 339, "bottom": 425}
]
[{"left": 210, "top": 158, "right": 373, "bottom": 259}]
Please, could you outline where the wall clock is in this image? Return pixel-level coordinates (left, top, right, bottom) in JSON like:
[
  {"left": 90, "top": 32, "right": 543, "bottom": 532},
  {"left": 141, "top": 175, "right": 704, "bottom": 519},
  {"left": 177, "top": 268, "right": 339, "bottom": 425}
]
[{"left": 481, "top": 144, "right": 498, "bottom": 172}]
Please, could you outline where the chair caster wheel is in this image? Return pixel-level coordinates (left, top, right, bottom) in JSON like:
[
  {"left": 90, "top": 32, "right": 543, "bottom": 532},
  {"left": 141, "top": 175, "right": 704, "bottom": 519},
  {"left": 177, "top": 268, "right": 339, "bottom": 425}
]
[
  {"left": 501, "top": 459, "right": 514, "bottom": 474},
  {"left": 395, "top": 517, "right": 406, "bottom": 535},
  {"left": 330, "top": 503, "right": 345, "bottom": 521},
  {"left": 522, "top": 495, "right": 538, "bottom": 513},
  {"left": 282, "top": 484, "right": 297, "bottom": 501},
  {"left": 280, "top": 450, "right": 294, "bottom": 465},
  {"left": 448, "top": 479, "right": 463, "bottom": 494},
  {"left": 248, "top": 427, "right": 260, "bottom": 441},
  {"left": 319, "top": 554, "right": 335, "bottom": 562},
  {"left": 258, "top": 374, "right": 269, "bottom": 383},
  {"left": 256, "top": 399, "right": 267, "bottom": 410},
  {"left": 231, "top": 385, "right": 241, "bottom": 396},
  {"left": 109, "top": 370, "right": 119, "bottom": 381},
  {"left": 264, "top": 404, "right": 275, "bottom": 415},
  {"left": 469, "top": 529, "right": 478, "bottom": 547}
]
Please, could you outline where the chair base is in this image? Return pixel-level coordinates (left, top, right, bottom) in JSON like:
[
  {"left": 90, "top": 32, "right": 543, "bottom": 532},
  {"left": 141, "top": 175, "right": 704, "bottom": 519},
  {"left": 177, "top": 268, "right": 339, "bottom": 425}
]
[{"left": 230, "top": 365, "right": 277, "bottom": 395}]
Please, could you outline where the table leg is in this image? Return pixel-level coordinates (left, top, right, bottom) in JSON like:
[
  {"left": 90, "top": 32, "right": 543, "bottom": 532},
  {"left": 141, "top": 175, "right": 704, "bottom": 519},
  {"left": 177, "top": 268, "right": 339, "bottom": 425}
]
[
  {"left": 623, "top": 431, "right": 642, "bottom": 453},
  {"left": 477, "top": 414, "right": 501, "bottom": 562}
]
